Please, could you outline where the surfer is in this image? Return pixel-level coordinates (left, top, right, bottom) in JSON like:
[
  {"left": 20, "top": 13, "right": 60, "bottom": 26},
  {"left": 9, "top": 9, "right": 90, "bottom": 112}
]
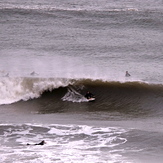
[
  {"left": 125, "top": 71, "right": 131, "bottom": 77},
  {"left": 27, "top": 140, "right": 46, "bottom": 146},
  {"left": 30, "top": 71, "right": 38, "bottom": 76},
  {"left": 85, "top": 91, "right": 94, "bottom": 99},
  {"left": 4, "top": 73, "right": 9, "bottom": 77}
]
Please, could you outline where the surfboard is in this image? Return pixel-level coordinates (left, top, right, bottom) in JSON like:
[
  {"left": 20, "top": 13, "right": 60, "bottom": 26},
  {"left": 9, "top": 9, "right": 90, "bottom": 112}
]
[{"left": 87, "top": 97, "right": 95, "bottom": 102}]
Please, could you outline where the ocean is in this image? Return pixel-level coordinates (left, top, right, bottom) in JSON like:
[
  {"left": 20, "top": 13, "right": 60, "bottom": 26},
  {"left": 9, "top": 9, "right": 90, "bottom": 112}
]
[{"left": 0, "top": 0, "right": 163, "bottom": 162}]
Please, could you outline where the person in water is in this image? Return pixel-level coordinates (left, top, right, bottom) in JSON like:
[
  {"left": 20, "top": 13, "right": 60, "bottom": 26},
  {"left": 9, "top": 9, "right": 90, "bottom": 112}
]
[
  {"left": 85, "top": 91, "right": 94, "bottom": 99},
  {"left": 30, "top": 71, "right": 39, "bottom": 76},
  {"left": 27, "top": 140, "right": 45, "bottom": 146},
  {"left": 125, "top": 71, "right": 131, "bottom": 77}
]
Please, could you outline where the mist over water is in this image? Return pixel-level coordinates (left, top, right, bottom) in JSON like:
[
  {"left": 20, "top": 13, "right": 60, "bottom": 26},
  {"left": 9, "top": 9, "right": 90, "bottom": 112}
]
[{"left": 1, "top": 0, "right": 163, "bottom": 83}]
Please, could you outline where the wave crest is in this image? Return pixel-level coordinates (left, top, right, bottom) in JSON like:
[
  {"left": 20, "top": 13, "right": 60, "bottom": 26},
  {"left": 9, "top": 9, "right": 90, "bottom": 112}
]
[{"left": 0, "top": 77, "right": 73, "bottom": 105}]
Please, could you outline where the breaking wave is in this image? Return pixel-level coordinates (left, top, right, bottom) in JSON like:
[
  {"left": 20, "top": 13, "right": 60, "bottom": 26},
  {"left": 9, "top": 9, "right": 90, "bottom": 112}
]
[
  {"left": 0, "top": 77, "right": 73, "bottom": 105},
  {"left": 1, "top": 76, "right": 163, "bottom": 109}
]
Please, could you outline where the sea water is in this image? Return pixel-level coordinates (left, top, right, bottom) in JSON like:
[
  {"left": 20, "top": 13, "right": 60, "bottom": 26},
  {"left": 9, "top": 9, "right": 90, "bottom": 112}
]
[{"left": 0, "top": 0, "right": 163, "bottom": 162}]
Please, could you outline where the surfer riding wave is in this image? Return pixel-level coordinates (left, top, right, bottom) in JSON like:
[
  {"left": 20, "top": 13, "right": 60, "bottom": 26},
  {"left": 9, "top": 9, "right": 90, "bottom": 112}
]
[{"left": 85, "top": 91, "right": 95, "bottom": 100}]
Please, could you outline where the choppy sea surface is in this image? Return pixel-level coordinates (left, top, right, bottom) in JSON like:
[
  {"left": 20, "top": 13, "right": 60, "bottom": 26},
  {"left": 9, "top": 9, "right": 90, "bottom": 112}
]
[{"left": 0, "top": 0, "right": 163, "bottom": 162}]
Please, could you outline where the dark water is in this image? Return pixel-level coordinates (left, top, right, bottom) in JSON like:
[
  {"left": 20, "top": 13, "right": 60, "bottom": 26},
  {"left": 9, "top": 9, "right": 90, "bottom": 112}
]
[
  {"left": 0, "top": 0, "right": 163, "bottom": 162},
  {"left": 25, "top": 79, "right": 163, "bottom": 118}
]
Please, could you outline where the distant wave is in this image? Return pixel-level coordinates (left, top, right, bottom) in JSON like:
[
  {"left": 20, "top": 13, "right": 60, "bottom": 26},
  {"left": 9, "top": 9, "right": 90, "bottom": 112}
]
[
  {"left": 1, "top": 3, "right": 162, "bottom": 31},
  {"left": 2, "top": 2, "right": 163, "bottom": 14},
  {"left": 0, "top": 3, "right": 139, "bottom": 12}
]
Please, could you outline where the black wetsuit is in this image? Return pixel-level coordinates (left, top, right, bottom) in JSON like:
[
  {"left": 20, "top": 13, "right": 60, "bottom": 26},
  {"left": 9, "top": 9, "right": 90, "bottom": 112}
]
[{"left": 85, "top": 92, "right": 94, "bottom": 99}]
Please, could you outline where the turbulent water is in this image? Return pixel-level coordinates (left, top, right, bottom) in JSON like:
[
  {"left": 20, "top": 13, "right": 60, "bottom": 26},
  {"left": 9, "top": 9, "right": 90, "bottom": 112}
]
[{"left": 0, "top": 0, "right": 163, "bottom": 162}]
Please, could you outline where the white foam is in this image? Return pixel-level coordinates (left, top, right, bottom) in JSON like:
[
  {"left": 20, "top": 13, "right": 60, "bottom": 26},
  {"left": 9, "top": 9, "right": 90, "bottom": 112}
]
[
  {"left": 62, "top": 87, "right": 88, "bottom": 103},
  {"left": 0, "top": 77, "right": 73, "bottom": 105},
  {"left": 0, "top": 123, "right": 130, "bottom": 163}
]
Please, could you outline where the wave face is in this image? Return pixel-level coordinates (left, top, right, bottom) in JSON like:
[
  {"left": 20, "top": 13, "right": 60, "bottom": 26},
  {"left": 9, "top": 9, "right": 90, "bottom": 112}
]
[{"left": 2, "top": 77, "right": 163, "bottom": 118}]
